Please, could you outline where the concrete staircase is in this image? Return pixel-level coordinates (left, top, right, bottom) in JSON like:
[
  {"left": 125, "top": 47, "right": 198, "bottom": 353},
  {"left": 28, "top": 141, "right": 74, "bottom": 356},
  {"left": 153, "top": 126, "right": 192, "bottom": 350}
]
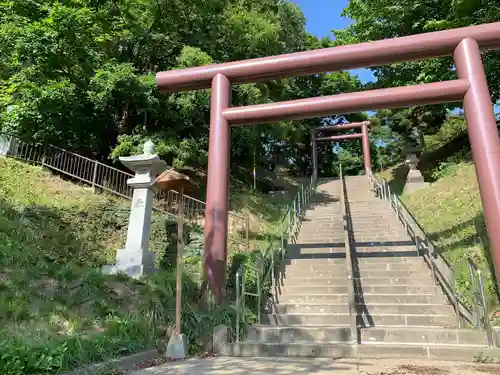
[{"left": 226, "top": 176, "right": 497, "bottom": 361}]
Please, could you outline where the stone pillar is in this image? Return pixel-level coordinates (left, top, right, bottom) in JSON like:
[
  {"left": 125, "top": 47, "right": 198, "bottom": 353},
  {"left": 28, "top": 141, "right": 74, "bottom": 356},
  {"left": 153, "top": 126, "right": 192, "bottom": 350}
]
[
  {"left": 103, "top": 140, "right": 166, "bottom": 278},
  {"left": 311, "top": 133, "right": 318, "bottom": 181},
  {"left": 361, "top": 122, "right": 372, "bottom": 173}
]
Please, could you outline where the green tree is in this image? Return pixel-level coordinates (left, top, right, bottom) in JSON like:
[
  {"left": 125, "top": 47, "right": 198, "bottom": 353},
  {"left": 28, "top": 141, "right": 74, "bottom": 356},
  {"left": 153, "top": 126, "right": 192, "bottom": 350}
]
[
  {"left": 0, "top": 0, "right": 367, "bottom": 176},
  {"left": 334, "top": 0, "right": 500, "bottom": 102}
]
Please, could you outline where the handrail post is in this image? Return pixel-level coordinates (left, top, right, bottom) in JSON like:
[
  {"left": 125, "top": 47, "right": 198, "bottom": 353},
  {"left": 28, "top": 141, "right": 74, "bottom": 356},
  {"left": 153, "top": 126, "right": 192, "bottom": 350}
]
[
  {"left": 271, "top": 248, "right": 275, "bottom": 286},
  {"left": 451, "top": 268, "right": 462, "bottom": 328},
  {"left": 236, "top": 269, "right": 241, "bottom": 342},
  {"left": 428, "top": 242, "right": 438, "bottom": 284},
  {"left": 242, "top": 273, "right": 246, "bottom": 330},
  {"left": 468, "top": 262, "right": 481, "bottom": 329},
  {"left": 478, "top": 269, "right": 494, "bottom": 347},
  {"left": 91, "top": 160, "right": 99, "bottom": 193},
  {"left": 287, "top": 209, "right": 291, "bottom": 241},
  {"left": 293, "top": 198, "right": 297, "bottom": 234},
  {"left": 257, "top": 260, "right": 262, "bottom": 324},
  {"left": 245, "top": 219, "right": 250, "bottom": 252},
  {"left": 41, "top": 146, "right": 47, "bottom": 168},
  {"left": 281, "top": 224, "right": 285, "bottom": 260},
  {"left": 298, "top": 189, "right": 302, "bottom": 216},
  {"left": 394, "top": 194, "right": 399, "bottom": 218}
]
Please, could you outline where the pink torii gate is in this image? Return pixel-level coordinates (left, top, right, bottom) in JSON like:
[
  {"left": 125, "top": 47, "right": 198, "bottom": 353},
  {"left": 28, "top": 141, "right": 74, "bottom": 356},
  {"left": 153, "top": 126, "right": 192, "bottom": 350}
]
[
  {"left": 311, "top": 121, "right": 372, "bottom": 180},
  {"left": 157, "top": 23, "right": 500, "bottom": 302}
]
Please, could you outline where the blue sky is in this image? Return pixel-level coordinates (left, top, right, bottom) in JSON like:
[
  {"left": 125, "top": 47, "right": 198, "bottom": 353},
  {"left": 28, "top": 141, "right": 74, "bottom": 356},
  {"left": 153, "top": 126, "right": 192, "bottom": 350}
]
[{"left": 291, "top": 0, "right": 375, "bottom": 83}]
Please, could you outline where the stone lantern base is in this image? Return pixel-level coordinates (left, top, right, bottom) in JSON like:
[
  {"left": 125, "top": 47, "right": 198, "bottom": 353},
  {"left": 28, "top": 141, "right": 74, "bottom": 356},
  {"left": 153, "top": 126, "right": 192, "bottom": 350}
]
[
  {"left": 403, "top": 152, "right": 428, "bottom": 194},
  {"left": 102, "top": 249, "right": 156, "bottom": 278}
]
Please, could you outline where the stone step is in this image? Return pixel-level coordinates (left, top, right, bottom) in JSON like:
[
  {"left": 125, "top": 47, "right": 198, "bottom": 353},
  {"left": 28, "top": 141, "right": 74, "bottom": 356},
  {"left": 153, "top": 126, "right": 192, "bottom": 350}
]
[
  {"left": 294, "top": 239, "right": 344, "bottom": 244},
  {"left": 304, "top": 209, "right": 342, "bottom": 214},
  {"left": 354, "top": 277, "right": 436, "bottom": 285},
  {"left": 272, "top": 304, "right": 348, "bottom": 315},
  {"left": 357, "top": 343, "right": 497, "bottom": 361},
  {"left": 261, "top": 313, "right": 456, "bottom": 327},
  {"left": 300, "top": 219, "right": 341, "bottom": 224},
  {"left": 296, "top": 231, "right": 343, "bottom": 236},
  {"left": 247, "top": 325, "right": 351, "bottom": 342},
  {"left": 279, "top": 261, "right": 347, "bottom": 270},
  {"left": 246, "top": 326, "right": 487, "bottom": 346},
  {"left": 262, "top": 313, "right": 350, "bottom": 326},
  {"left": 285, "top": 250, "right": 346, "bottom": 256},
  {"left": 274, "top": 285, "right": 348, "bottom": 295},
  {"left": 296, "top": 232, "right": 342, "bottom": 237},
  {"left": 284, "top": 256, "right": 425, "bottom": 265},
  {"left": 356, "top": 314, "right": 457, "bottom": 327},
  {"left": 301, "top": 218, "right": 341, "bottom": 222},
  {"left": 361, "top": 327, "right": 488, "bottom": 346},
  {"left": 282, "top": 261, "right": 429, "bottom": 272},
  {"left": 224, "top": 341, "right": 499, "bottom": 360},
  {"left": 355, "top": 293, "right": 449, "bottom": 305},
  {"left": 275, "top": 285, "right": 443, "bottom": 295},
  {"left": 287, "top": 245, "right": 345, "bottom": 251},
  {"left": 279, "top": 276, "right": 436, "bottom": 286},
  {"left": 282, "top": 269, "right": 433, "bottom": 278},
  {"left": 350, "top": 227, "right": 405, "bottom": 231},
  {"left": 273, "top": 303, "right": 455, "bottom": 316},
  {"left": 276, "top": 293, "right": 449, "bottom": 305},
  {"left": 351, "top": 248, "right": 419, "bottom": 254},
  {"left": 299, "top": 222, "right": 342, "bottom": 227},
  {"left": 222, "top": 341, "right": 351, "bottom": 358}
]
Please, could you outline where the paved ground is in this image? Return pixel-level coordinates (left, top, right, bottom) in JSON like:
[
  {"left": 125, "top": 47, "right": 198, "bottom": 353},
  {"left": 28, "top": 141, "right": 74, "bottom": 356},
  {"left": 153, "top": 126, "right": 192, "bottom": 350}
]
[{"left": 130, "top": 357, "right": 500, "bottom": 375}]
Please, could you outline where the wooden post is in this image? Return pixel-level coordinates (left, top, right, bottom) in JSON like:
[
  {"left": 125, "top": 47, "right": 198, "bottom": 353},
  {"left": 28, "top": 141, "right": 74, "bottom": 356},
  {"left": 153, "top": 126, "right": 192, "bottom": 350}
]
[{"left": 175, "top": 189, "right": 185, "bottom": 335}]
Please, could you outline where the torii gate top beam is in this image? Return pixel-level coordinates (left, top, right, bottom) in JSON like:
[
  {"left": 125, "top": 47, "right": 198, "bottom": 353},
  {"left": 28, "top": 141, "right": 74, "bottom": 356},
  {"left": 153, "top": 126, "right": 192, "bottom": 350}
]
[
  {"left": 157, "top": 23, "right": 500, "bottom": 92},
  {"left": 313, "top": 121, "right": 371, "bottom": 134}
]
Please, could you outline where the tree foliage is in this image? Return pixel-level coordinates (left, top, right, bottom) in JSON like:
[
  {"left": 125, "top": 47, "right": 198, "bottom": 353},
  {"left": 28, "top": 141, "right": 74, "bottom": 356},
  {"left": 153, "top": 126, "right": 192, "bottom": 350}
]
[
  {"left": 0, "top": 0, "right": 323, "bottom": 167},
  {"left": 333, "top": 0, "right": 500, "bottom": 154},
  {"left": 334, "top": 0, "right": 500, "bottom": 102},
  {"left": 5, "top": 0, "right": 498, "bottom": 177}
]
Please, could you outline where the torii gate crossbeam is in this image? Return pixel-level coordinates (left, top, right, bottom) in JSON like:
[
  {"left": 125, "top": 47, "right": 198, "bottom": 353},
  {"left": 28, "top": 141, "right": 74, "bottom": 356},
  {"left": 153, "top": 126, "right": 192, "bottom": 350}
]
[
  {"left": 156, "top": 23, "right": 500, "bottom": 302},
  {"left": 311, "top": 121, "right": 372, "bottom": 181}
]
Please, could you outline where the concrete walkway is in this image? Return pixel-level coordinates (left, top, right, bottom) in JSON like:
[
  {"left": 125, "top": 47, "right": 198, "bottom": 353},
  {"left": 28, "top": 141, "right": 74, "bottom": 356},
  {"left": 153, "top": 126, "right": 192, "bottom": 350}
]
[{"left": 130, "top": 357, "right": 500, "bottom": 375}]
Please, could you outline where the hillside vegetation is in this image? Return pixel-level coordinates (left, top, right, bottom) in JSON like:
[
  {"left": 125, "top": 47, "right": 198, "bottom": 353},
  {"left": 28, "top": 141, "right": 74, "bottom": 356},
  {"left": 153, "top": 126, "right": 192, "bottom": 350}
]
[
  {"left": 0, "top": 157, "right": 289, "bottom": 374},
  {"left": 380, "top": 147, "right": 499, "bottom": 309}
]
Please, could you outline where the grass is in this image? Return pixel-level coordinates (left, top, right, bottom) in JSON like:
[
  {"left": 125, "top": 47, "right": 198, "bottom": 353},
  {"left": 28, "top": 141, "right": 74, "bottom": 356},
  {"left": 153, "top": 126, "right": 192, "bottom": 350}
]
[
  {"left": 230, "top": 172, "right": 307, "bottom": 251},
  {"left": 0, "top": 157, "right": 289, "bottom": 374}
]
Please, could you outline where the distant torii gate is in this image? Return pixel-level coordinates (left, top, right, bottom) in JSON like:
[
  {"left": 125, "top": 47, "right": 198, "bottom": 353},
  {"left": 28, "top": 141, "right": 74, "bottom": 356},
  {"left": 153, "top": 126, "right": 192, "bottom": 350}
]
[
  {"left": 156, "top": 23, "right": 500, "bottom": 302},
  {"left": 311, "top": 121, "right": 371, "bottom": 180}
]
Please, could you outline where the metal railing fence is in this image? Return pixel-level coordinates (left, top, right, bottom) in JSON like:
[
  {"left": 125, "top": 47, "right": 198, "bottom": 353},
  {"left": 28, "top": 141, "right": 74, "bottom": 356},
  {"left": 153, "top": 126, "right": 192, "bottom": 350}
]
[{"left": 0, "top": 134, "right": 250, "bottom": 249}]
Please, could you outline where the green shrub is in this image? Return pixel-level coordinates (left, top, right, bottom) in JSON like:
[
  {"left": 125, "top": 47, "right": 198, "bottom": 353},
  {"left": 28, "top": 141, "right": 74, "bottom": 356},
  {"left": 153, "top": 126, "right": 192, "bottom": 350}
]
[{"left": 0, "top": 158, "right": 287, "bottom": 373}]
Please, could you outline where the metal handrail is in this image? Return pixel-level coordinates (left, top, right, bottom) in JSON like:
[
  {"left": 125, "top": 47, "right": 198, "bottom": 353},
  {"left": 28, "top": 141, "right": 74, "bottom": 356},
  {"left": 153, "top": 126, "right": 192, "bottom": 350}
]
[
  {"left": 366, "top": 169, "right": 498, "bottom": 346},
  {"left": 235, "top": 175, "right": 317, "bottom": 342},
  {"left": 339, "top": 164, "right": 358, "bottom": 344},
  {"left": 366, "top": 170, "right": 473, "bottom": 324}
]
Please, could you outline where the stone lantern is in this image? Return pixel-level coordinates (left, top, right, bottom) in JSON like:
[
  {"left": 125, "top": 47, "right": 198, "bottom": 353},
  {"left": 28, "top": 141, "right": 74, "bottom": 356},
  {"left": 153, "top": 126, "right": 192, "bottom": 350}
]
[{"left": 103, "top": 140, "right": 166, "bottom": 278}]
